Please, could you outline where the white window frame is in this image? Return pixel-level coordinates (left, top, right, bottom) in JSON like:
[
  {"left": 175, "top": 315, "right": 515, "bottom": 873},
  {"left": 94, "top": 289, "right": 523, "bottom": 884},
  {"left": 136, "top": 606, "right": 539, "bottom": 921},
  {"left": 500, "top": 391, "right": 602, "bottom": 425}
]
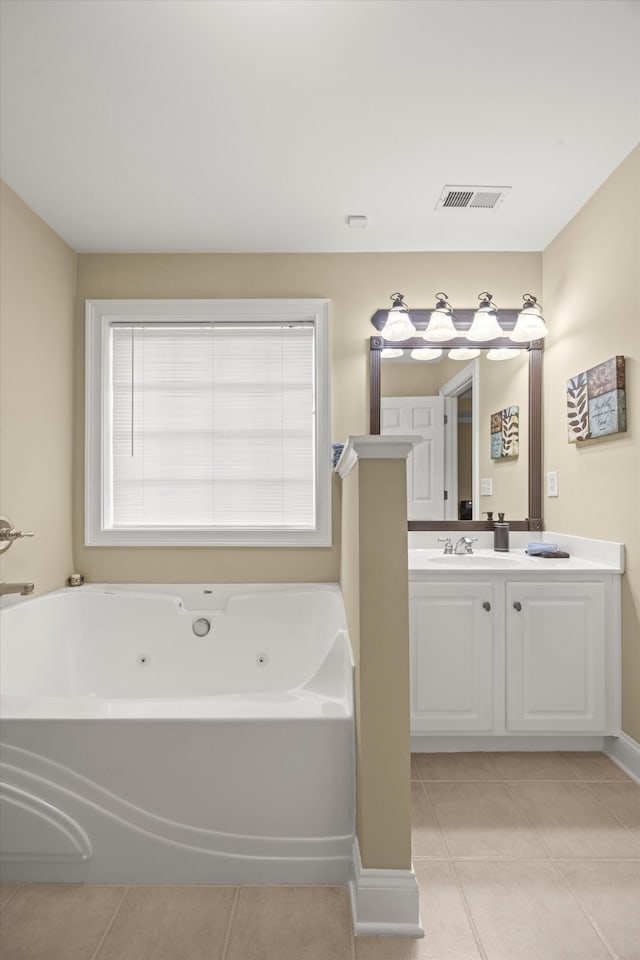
[{"left": 85, "top": 299, "right": 331, "bottom": 547}]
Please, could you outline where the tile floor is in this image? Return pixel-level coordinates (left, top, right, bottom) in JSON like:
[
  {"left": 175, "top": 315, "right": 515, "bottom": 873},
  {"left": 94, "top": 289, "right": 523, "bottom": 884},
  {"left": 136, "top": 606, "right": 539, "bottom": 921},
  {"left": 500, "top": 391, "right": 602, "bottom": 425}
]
[{"left": 0, "top": 752, "right": 638, "bottom": 960}]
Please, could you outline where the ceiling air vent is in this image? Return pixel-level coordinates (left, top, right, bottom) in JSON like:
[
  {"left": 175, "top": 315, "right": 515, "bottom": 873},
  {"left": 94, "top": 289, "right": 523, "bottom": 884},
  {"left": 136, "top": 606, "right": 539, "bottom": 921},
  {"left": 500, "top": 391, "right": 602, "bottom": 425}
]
[{"left": 435, "top": 186, "right": 511, "bottom": 211}]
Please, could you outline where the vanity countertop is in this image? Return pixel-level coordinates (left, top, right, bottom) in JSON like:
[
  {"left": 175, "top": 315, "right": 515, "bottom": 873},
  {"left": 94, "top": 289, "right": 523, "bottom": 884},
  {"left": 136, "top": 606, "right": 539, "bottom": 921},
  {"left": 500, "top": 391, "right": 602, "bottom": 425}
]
[{"left": 409, "top": 548, "right": 623, "bottom": 576}]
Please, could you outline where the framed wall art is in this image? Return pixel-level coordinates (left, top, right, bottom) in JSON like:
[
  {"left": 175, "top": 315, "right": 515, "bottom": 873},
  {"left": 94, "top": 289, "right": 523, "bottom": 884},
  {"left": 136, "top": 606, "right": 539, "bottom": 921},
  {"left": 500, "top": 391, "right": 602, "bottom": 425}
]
[
  {"left": 490, "top": 405, "right": 519, "bottom": 459},
  {"left": 567, "top": 356, "right": 626, "bottom": 443}
]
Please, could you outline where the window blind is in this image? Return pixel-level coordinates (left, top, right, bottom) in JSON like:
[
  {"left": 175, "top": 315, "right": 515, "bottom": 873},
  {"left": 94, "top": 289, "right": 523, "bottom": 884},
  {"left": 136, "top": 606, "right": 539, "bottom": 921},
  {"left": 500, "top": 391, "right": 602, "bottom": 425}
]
[{"left": 109, "top": 323, "right": 316, "bottom": 530}]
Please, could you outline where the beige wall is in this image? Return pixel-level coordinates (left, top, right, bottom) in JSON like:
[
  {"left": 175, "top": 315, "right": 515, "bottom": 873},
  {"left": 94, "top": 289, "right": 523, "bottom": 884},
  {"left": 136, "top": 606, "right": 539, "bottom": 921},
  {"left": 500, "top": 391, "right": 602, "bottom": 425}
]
[
  {"left": 0, "top": 182, "right": 76, "bottom": 595},
  {"left": 542, "top": 146, "right": 640, "bottom": 741},
  {"left": 340, "top": 464, "right": 360, "bottom": 668},
  {"left": 339, "top": 464, "right": 363, "bottom": 854},
  {"left": 74, "top": 252, "right": 540, "bottom": 582},
  {"left": 341, "top": 456, "right": 412, "bottom": 870},
  {"left": 381, "top": 355, "right": 464, "bottom": 399}
]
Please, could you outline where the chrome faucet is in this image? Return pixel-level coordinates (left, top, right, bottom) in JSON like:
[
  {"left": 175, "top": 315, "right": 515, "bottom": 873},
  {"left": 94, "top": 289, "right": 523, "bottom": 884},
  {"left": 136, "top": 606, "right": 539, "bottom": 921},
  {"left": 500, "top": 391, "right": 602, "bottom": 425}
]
[
  {"left": 0, "top": 582, "right": 34, "bottom": 596},
  {"left": 437, "top": 537, "right": 454, "bottom": 554},
  {"left": 454, "top": 537, "right": 478, "bottom": 555}
]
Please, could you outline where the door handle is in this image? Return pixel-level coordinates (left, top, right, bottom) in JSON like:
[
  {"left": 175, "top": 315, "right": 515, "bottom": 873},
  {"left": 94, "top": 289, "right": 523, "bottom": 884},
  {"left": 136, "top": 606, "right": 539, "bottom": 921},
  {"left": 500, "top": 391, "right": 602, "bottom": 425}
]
[
  {"left": 513, "top": 601, "right": 522, "bottom": 612},
  {"left": 482, "top": 601, "right": 491, "bottom": 612}
]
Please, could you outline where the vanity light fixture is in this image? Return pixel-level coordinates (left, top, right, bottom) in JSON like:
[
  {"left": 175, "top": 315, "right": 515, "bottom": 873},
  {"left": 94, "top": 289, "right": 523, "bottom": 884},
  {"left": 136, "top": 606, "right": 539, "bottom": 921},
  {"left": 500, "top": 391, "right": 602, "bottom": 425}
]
[
  {"left": 422, "top": 293, "right": 458, "bottom": 342},
  {"left": 411, "top": 347, "right": 443, "bottom": 361},
  {"left": 466, "top": 292, "right": 505, "bottom": 341},
  {"left": 373, "top": 291, "right": 545, "bottom": 344},
  {"left": 486, "top": 347, "right": 520, "bottom": 361},
  {"left": 448, "top": 347, "right": 481, "bottom": 360},
  {"left": 509, "top": 294, "right": 549, "bottom": 342},
  {"left": 381, "top": 348, "right": 404, "bottom": 359},
  {"left": 381, "top": 293, "right": 417, "bottom": 341}
]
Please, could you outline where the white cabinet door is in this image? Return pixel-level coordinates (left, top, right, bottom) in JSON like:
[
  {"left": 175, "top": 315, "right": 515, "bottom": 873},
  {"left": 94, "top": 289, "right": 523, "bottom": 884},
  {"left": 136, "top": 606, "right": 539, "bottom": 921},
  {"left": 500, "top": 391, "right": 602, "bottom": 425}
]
[
  {"left": 410, "top": 582, "right": 495, "bottom": 732},
  {"left": 381, "top": 396, "right": 445, "bottom": 520},
  {"left": 506, "top": 581, "right": 607, "bottom": 732}
]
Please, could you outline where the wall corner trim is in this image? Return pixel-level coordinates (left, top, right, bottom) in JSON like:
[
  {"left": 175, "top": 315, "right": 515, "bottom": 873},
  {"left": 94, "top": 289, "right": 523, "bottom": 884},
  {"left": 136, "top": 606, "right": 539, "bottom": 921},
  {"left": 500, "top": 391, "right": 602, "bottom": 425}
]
[
  {"left": 605, "top": 732, "right": 640, "bottom": 784},
  {"left": 348, "top": 838, "right": 424, "bottom": 939},
  {"left": 336, "top": 435, "right": 421, "bottom": 479}
]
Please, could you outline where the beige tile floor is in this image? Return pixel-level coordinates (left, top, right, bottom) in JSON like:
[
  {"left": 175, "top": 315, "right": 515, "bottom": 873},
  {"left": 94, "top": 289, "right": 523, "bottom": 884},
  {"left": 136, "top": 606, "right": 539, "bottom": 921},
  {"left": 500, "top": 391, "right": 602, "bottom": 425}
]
[{"left": 1, "top": 752, "right": 638, "bottom": 960}]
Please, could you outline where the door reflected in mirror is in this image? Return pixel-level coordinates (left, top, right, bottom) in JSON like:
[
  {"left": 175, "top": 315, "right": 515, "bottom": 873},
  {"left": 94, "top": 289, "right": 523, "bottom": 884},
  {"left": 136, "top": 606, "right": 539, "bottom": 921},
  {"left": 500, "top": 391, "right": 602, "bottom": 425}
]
[{"left": 380, "top": 350, "right": 529, "bottom": 521}]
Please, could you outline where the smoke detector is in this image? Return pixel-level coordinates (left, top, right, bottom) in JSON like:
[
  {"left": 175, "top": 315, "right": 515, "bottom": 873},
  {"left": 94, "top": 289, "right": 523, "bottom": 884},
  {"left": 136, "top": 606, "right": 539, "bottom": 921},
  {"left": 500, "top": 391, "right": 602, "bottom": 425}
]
[{"left": 435, "top": 186, "right": 511, "bottom": 210}]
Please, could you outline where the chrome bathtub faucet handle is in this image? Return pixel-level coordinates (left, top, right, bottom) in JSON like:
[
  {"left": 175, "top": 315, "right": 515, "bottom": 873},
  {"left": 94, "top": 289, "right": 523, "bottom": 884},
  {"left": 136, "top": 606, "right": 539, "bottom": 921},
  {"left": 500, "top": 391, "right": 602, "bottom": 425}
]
[
  {"left": 0, "top": 516, "right": 35, "bottom": 555},
  {"left": 437, "top": 537, "right": 454, "bottom": 555},
  {"left": 1, "top": 528, "right": 35, "bottom": 541}
]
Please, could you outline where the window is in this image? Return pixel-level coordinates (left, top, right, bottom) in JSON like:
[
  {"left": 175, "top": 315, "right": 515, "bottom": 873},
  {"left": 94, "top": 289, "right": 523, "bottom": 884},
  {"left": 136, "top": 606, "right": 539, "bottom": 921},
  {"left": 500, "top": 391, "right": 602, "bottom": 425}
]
[{"left": 85, "top": 299, "right": 331, "bottom": 546}]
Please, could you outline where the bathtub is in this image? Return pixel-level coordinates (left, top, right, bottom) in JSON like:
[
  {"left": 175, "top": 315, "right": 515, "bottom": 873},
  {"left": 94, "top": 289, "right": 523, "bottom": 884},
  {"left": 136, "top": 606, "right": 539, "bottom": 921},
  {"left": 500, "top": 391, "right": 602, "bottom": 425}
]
[{"left": 0, "top": 583, "right": 354, "bottom": 884}]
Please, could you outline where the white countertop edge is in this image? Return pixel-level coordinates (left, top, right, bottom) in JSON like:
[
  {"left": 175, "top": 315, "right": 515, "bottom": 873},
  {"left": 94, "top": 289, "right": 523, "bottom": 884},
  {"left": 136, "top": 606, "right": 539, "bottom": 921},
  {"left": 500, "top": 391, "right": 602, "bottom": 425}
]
[
  {"left": 407, "top": 531, "right": 624, "bottom": 573},
  {"left": 335, "top": 435, "right": 421, "bottom": 478},
  {"left": 409, "top": 555, "right": 623, "bottom": 576}
]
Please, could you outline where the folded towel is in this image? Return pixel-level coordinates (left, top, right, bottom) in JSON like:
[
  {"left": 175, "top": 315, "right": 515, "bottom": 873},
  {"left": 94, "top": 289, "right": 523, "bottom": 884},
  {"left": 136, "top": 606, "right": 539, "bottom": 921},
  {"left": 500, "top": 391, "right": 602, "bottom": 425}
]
[
  {"left": 331, "top": 442, "right": 345, "bottom": 469},
  {"left": 526, "top": 542, "right": 559, "bottom": 555}
]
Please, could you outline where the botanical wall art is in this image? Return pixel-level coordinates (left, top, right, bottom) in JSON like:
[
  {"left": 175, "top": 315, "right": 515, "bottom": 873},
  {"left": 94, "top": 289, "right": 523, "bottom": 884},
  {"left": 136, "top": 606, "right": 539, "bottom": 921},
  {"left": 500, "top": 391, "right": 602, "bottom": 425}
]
[
  {"left": 490, "top": 406, "right": 519, "bottom": 459},
  {"left": 567, "top": 355, "right": 626, "bottom": 443}
]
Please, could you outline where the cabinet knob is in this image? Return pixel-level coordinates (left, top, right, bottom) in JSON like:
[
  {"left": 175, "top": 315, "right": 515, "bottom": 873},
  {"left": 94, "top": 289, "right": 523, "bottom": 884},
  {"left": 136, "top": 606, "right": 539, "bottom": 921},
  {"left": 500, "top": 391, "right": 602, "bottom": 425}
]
[
  {"left": 482, "top": 601, "right": 491, "bottom": 612},
  {"left": 513, "top": 601, "right": 522, "bottom": 612}
]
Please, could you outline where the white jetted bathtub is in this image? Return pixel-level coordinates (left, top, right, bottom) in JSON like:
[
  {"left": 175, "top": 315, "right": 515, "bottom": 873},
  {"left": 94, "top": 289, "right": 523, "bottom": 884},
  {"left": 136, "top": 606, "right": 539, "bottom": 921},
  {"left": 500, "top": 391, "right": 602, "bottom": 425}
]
[{"left": 0, "top": 584, "right": 355, "bottom": 884}]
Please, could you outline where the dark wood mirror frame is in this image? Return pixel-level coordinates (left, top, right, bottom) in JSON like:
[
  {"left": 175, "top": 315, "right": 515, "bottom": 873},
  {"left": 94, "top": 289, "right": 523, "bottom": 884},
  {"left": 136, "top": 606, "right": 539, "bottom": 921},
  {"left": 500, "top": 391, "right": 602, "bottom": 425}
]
[{"left": 369, "top": 307, "right": 543, "bottom": 533}]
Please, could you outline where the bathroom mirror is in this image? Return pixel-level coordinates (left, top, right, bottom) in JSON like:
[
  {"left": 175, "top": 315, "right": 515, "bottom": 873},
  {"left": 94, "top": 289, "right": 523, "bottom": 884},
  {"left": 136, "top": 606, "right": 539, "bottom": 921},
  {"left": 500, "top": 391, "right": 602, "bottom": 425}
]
[{"left": 369, "top": 309, "right": 543, "bottom": 532}]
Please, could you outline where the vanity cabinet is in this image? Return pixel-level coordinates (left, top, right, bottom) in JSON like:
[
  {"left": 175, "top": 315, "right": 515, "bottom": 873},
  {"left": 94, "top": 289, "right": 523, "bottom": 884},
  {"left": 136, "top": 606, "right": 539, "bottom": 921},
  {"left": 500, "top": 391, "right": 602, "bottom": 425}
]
[
  {"left": 409, "top": 575, "right": 617, "bottom": 738},
  {"left": 410, "top": 582, "right": 495, "bottom": 732},
  {"left": 506, "top": 581, "right": 606, "bottom": 732}
]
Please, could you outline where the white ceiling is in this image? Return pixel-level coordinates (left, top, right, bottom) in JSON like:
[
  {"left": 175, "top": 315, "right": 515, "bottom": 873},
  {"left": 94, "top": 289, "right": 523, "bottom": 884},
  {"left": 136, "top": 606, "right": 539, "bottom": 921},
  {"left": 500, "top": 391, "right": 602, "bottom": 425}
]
[{"left": 1, "top": 0, "right": 639, "bottom": 253}]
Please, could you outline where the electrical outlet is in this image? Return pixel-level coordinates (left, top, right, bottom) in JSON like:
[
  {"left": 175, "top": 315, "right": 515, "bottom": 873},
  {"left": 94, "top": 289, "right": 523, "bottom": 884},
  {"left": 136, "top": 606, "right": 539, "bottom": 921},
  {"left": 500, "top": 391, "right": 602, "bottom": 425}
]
[
  {"left": 547, "top": 471, "right": 559, "bottom": 497},
  {"left": 480, "top": 478, "right": 493, "bottom": 496}
]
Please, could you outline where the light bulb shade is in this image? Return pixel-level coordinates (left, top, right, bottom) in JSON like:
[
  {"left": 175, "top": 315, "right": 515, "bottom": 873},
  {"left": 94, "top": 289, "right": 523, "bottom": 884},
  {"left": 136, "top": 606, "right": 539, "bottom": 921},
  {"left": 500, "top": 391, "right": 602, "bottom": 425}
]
[
  {"left": 486, "top": 348, "right": 520, "bottom": 361},
  {"left": 448, "top": 348, "right": 481, "bottom": 360},
  {"left": 509, "top": 297, "right": 549, "bottom": 342},
  {"left": 467, "top": 307, "right": 504, "bottom": 342},
  {"left": 382, "top": 305, "right": 417, "bottom": 341},
  {"left": 381, "top": 348, "right": 404, "bottom": 359},
  {"left": 423, "top": 308, "right": 457, "bottom": 342},
  {"left": 411, "top": 347, "right": 442, "bottom": 361}
]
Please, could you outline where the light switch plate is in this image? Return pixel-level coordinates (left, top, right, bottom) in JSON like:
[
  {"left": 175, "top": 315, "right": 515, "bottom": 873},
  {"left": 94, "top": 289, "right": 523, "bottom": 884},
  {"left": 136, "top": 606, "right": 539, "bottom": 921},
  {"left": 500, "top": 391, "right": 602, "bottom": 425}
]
[
  {"left": 547, "top": 471, "right": 559, "bottom": 497},
  {"left": 480, "top": 478, "right": 493, "bottom": 496}
]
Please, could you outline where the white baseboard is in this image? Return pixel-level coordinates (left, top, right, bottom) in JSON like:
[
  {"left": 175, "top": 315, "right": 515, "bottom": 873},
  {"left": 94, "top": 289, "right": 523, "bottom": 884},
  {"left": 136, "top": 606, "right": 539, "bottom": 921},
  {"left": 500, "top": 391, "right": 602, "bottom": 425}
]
[
  {"left": 605, "top": 732, "right": 640, "bottom": 784},
  {"left": 411, "top": 734, "right": 606, "bottom": 753},
  {"left": 349, "top": 839, "right": 424, "bottom": 939}
]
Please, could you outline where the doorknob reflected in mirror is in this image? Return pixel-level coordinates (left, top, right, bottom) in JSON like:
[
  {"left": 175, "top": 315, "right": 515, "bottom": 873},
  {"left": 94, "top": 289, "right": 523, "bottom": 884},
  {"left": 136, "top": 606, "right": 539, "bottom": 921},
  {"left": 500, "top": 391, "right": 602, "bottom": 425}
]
[
  {"left": 513, "top": 601, "right": 522, "bottom": 612},
  {"left": 483, "top": 601, "right": 491, "bottom": 611}
]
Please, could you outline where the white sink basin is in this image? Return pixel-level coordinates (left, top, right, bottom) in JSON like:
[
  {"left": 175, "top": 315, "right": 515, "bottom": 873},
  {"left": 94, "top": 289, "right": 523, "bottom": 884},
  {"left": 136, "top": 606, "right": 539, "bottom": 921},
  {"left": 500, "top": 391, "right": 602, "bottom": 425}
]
[{"left": 430, "top": 554, "right": 524, "bottom": 567}]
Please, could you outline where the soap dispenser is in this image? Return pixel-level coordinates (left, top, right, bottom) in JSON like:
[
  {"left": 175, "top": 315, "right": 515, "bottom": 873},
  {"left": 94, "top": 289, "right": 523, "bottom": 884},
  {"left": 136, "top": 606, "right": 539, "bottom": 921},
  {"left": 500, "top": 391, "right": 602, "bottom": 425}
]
[{"left": 494, "top": 513, "right": 510, "bottom": 552}]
